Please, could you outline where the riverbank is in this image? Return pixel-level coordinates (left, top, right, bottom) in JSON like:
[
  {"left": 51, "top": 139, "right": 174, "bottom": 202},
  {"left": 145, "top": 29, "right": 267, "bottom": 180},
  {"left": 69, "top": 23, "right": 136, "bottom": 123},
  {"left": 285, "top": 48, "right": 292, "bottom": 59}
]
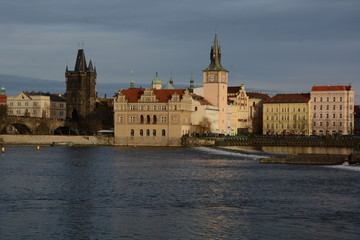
[{"left": 0, "top": 135, "right": 114, "bottom": 146}]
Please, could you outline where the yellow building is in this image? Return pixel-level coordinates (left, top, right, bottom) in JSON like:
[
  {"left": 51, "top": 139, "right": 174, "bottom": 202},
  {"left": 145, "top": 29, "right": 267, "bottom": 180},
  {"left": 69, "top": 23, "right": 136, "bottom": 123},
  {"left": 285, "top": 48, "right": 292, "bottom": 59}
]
[{"left": 263, "top": 93, "right": 311, "bottom": 135}]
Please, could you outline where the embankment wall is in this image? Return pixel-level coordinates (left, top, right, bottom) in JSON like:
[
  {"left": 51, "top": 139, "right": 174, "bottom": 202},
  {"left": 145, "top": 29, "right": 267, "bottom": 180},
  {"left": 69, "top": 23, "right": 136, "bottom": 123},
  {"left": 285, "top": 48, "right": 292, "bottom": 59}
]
[{"left": 0, "top": 135, "right": 114, "bottom": 146}]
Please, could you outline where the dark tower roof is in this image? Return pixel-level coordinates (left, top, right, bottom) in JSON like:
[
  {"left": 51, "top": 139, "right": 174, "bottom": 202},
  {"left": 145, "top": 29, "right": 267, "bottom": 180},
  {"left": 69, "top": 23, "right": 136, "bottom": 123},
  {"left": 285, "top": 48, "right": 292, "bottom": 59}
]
[
  {"left": 74, "top": 49, "right": 87, "bottom": 72},
  {"left": 204, "top": 33, "right": 227, "bottom": 71}
]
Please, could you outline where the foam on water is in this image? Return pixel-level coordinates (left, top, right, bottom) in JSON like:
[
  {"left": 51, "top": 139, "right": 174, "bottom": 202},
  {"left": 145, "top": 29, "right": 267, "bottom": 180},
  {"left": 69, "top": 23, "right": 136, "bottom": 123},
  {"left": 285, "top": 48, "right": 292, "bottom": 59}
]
[
  {"left": 193, "top": 146, "right": 265, "bottom": 160},
  {"left": 327, "top": 164, "right": 360, "bottom": 172}
]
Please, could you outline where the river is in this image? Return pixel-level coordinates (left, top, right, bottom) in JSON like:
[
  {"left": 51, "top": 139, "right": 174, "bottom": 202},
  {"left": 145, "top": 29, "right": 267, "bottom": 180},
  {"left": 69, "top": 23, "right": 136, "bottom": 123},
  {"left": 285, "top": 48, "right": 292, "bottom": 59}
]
[{"left": 0, "top": 146, "right": 359, "bottom": 239}]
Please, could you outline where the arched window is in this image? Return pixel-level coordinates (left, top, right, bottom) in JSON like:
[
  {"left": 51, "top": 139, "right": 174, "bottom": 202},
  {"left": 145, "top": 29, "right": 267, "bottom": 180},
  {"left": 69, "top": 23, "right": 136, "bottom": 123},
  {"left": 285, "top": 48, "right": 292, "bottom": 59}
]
[
  {"left": 153, "top": 129, "right": 156, "bottom": 136},
  {"left": 140, "top": 115, "right": 144, "bottom": 124},
  {"left": 146, "top": 129, "right": 150, "bottom": 136},
  {"left": 153, "top": 115, "right": 157, "bottom": 124},
  {"left": 140, "top": 129, "right": 143, "bottom": 136},
  {"left": 130, "top": 129, "right": 134, "bottom": 136},
  {"left": 147, "top": 115, "right": 150, "bottom": 124},
  {"left": 162, "top": 129, "right": 166, "bottom": 136}
]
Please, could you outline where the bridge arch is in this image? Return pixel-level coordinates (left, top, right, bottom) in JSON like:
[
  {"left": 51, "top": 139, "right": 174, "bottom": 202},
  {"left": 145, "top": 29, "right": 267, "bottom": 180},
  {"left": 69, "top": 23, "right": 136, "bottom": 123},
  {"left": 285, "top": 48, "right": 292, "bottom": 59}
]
[{"left": 1, "top": 123, "right": 32, "bottom": 134}]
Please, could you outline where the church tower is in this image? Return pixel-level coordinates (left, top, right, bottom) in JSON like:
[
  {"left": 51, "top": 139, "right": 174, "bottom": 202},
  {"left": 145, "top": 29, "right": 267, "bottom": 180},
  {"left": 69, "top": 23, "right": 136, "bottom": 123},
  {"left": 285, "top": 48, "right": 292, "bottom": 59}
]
[
  {"left": 65, "top": 48, "right": 97, "bottom": 122},
  {"left": 203, "top": 33, "right": 229, "bottom": 133}
]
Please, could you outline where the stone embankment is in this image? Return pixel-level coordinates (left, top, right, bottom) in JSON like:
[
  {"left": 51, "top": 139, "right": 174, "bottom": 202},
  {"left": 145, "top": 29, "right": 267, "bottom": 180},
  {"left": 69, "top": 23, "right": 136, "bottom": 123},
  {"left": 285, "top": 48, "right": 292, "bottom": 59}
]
[
  {"left": 215, "top": 136, "right": 360, "bottom": 148},
  {"left": 260, "top": 152, "right": 360, "bottom": 165},
  {"left": 0, "top": 135, "right": 114, "bottom": 146}
]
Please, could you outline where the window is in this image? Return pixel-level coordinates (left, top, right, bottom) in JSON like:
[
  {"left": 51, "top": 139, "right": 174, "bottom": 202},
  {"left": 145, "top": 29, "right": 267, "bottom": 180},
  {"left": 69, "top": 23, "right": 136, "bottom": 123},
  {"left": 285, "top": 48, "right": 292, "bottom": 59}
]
[
  {"left": 17, "top": 102, "right": 21, "bottom": 106},
  {"left": 146, "top": 115, "right": 150, "bottom": 124},
  {"left": 320, "top": 122, "right": 323, "bottom": 126},
  {"left": 161, "top": 116, "right": 167, "bottom": 123},
  {"left": 326, "top": 105, "right": 329, "bottom": 110},
  {"left": 162, "top": 129, "right": 166, "bottom": 136},
  {"left": 333, "top": 114, "right": 336, "bottom": 118},
  {"left": 320, "top": 114, "right": 322, "bottom": 118},
  {"left": 313, "top": 122, "right": 316, "bottom": 126},
  {"left": 130, "top": 105, "right": 135, "bottom": 110},
  {"left": 327, "top": 97, "right": 329, "bottom": 102},
  {"left": 326, "top": 114, "right": 329, "bottom": 118},
  {"left": 333, "top": 97, "right": 336, "bottom": 102},
  {"left": 33, "top": 102, "right": 38, "bottom": 106},
  {"left": 314, "top": 97, "right": 316, "bottom": 102},
  {"left": 333, "top": 122, "right": 336, "bottom": 126},
  {"left": 140, "top": 115, "right": 144, "bottom": 124},
  {"left": 25, "top": 102, "right": 29, "bottom": 106},
  {"left": 320, "top": 105, "right": 322, "bottom": 110},
  {"left": 60, "top": 111, "right": 64, "bottom": 116},
  {"left": 146, "top": 129, "right": 150, "bottom": 136},
  {"left": 130, "top": 129, "right": 134, "bottom": 136},
  {"left": 340, "top": 122, "right": 342, "bottom": 127},
  {"left": 340, "top": 97, "right": 342, "bottom": 101},
  {"left": 313, "top": 113, "right": 316, "bottom": 118},
  {"left": 326, "top": 122, "right": 329, "bottom": 127},
  {"left": 153, "top": 115, "right": 157, "bottom": 124},
  {"left": 333, "top": 105, "right": 336, "bottom": 110},
  {"left": 320, "top": 97, "right": 322, "bottom": 102},
  {"left": 119, "top": 116, "right": 123, "bottom": 123},
  {"left": 339, "top": 105, "right": 342, "bottom": 110},
  {"left": 140, "top": 129, "right": 143, "bottom": 136},
  {"left": 153, "top": 129, "right": 156, "bottom": 136},
  {"left": 340, "top": 114, "right": 342, "bottom": 118},
  {"left": 161, "top": 105, "right": 167, "bottom": 110},
  {"left": 129, "top": 116, "right": 136, "bottom": 123}
]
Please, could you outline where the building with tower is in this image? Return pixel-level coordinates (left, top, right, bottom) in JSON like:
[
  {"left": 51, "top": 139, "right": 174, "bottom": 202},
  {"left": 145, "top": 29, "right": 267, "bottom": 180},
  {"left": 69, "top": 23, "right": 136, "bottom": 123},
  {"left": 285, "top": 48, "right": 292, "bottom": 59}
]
[
  {"left": 202, "top": 33, "right": 229, "bottom": 134},
  {"left": 65, "top": 48, "right": 97, "bottom": 123}
]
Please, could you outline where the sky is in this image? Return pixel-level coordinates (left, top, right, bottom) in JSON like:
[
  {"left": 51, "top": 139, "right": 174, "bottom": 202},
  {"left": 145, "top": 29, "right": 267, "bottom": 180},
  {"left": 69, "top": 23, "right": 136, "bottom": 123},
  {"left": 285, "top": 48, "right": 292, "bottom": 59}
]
[{"left": 0, "top": 0, "right": 359, "bottom": 103}]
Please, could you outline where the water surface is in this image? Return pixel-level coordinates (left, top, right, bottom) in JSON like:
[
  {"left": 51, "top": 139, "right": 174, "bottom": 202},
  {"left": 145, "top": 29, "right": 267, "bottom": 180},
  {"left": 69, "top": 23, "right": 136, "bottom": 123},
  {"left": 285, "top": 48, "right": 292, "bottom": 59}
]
[{"left": 0, "top": 146, "right": 359, "bottom": 239}]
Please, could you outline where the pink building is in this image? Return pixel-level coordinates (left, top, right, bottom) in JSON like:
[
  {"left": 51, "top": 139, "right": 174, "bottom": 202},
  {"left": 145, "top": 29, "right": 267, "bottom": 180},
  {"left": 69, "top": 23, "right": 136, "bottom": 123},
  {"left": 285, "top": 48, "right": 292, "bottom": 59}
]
[{"left": 310, "top": 85, "right": 355, "bottom": 135}]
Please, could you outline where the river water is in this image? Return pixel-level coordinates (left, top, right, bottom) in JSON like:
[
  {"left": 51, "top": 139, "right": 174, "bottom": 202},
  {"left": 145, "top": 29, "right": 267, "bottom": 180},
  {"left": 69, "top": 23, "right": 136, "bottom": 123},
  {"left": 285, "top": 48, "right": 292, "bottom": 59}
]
[{"left": 0, "top": 146, "right": 359, "bottom": 240}]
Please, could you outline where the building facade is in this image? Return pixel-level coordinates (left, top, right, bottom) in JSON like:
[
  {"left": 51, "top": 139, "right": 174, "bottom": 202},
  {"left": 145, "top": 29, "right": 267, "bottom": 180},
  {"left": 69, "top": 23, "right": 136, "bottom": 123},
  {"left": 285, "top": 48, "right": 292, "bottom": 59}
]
[
  {"left": 263, "top": 93, "right": 311, "bottom": 135},
  {"left": 310, "top": 85, "right": 355, "bottom": 135},
  {"left": 65, "top": 48, "right": 97, "bottom": 122},
  {"left": 114, "top": 87, "right": 195, "bottom": 146},
  {"left": 227, "top": 84, "right": 269, "bottom": 135},
  {"left": 7, "top": 91, "right": 66, "bottom": 119}
]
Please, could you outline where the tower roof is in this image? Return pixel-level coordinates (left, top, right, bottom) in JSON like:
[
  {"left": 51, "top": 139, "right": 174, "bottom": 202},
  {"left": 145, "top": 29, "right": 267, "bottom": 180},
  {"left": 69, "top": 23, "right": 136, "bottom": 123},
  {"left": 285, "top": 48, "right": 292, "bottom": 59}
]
[
  {"left": 74, "top": 49, "right": 87, "bottom": 72},
  {"left": 152, "top": 72, "right": 162, "bottom": 85},
  {"left": 204, "top": 33, "right": 228, "bottom": 72}
]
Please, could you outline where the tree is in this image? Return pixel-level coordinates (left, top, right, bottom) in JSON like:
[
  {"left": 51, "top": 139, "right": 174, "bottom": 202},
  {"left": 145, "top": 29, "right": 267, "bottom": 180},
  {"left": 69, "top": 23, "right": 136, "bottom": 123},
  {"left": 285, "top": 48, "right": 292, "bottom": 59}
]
[{"left": 196, "top": 117, "right": 211, "bottom": 133}]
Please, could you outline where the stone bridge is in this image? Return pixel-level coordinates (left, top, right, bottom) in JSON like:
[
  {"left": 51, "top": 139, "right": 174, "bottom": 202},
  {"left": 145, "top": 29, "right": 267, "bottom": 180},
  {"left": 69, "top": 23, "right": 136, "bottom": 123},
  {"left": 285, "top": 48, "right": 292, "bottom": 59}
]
[{"left": 0, "top": 116, "right": 77, "bottom": 134}]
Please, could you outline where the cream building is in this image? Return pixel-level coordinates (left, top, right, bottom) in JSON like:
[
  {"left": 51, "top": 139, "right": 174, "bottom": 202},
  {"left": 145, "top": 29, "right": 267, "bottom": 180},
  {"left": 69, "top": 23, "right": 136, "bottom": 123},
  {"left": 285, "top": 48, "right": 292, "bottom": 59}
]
[
  {"left": 114, "top": 85, "right": 218, "bottom": 146},
  {"left": 228, "top": 84, "right": 269, "bottom": 134},
  {"left": 310, "top": 85, "right": 355, "bottom": 135},
  {"left": 263, "top": 93, "right": 311, "bottom": 135},
  {"left": 7, "top": 91, "right": 66, "bottom": 119}
]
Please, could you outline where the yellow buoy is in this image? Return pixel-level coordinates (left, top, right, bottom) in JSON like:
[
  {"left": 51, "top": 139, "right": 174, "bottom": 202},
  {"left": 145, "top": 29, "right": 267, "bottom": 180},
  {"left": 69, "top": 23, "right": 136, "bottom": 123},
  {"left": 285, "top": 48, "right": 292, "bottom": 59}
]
[
  {"left": 1, "top": 147, "right": 5, "bottom": 153},
  {"left": 36, "top": 145, "right": 40, "bottom": 150}
]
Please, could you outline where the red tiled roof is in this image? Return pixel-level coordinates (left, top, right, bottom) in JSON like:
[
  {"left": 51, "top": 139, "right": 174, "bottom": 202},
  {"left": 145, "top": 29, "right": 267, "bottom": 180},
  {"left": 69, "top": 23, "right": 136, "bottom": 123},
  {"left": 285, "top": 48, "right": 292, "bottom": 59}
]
[
  {"left": 311, "top": 85, "right": 352, "bottom": 91},
  {"left": 247, "top": 92, "right": 270, "bottom": 100},
  {"left": 120, "top": 88, "right": 144, "bottom": 102},
  {"left": 0, "top": 95, "right": 7, "bottom": 103},
  {"left": 153, "top": 89, "right": 185, "bottom": 102},
  {"left": 120, "top": 88, "right": 186, "bottom": 103},
  {"left": 263, "top": 93, "right": 310, "bottom": 104}
]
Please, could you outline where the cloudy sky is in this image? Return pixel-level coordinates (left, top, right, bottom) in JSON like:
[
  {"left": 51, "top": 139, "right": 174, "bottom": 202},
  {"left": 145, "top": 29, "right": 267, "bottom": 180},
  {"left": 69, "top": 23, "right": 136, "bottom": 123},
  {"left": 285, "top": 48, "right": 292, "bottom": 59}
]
[{"left": 0, "top": 0, "right": 359, "bottom": 102}]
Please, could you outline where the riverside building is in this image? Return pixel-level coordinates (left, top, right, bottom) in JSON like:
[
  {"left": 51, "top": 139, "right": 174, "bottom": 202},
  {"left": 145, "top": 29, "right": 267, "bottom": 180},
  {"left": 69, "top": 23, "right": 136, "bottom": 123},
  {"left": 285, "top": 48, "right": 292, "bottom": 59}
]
[
  {"left": 262, "top": 93, "right": 311, "bottom": 135},
  {"left": 310, "top": 85, "right": 355, "bottom": 135}
]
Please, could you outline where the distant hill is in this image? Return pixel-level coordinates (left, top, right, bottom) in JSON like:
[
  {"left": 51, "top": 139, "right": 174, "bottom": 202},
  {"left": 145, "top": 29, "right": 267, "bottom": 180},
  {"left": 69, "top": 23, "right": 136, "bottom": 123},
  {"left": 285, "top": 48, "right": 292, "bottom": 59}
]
[{"left": 0, "top": 74, "right": 129, "bottom": 98}]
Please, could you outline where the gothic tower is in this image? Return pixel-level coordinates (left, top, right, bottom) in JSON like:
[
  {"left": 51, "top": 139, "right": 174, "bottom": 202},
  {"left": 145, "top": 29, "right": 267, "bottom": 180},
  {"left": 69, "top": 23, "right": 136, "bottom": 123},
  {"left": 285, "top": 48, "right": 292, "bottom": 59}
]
[
  {"left": 65, "top": 48, "right": 97, "bottom": 122},
  {"left": 203, "top": 33, "right": 229, "bottom": 133}
]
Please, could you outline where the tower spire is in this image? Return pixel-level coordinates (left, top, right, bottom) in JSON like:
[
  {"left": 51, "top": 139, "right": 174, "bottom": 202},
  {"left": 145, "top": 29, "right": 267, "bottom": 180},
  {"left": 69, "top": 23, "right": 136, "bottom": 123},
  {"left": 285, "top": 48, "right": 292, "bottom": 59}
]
[
  {"left": 130, "top": 70, "right": 135, "bottom": 88},
  {"left": 204, "top": 33, "right": 227, "bottom": 71}
]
